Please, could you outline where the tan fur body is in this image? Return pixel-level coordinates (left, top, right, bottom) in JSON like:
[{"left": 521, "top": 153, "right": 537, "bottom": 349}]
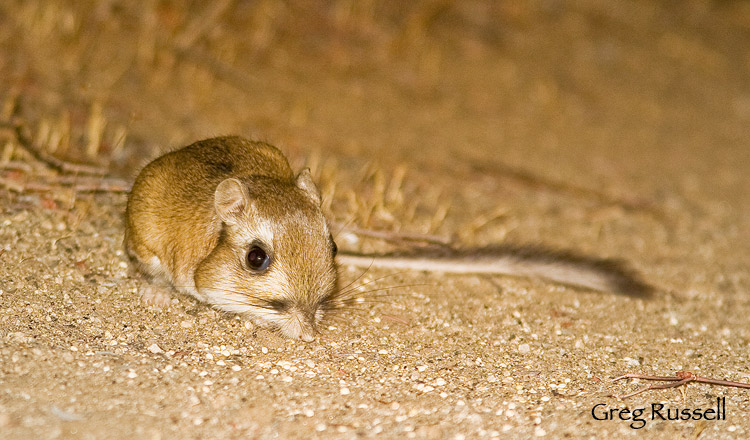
[{"left": 125, "top": 136, "right": 337, "bottom": 341}]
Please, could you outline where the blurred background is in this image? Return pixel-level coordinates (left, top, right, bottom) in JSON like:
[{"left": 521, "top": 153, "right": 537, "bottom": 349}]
[
  {"left": 3, "top": 5, "right": 750, "bottom": 436},
  {"left": 1, "top": 0, "right": 749, "bottom": 257}
]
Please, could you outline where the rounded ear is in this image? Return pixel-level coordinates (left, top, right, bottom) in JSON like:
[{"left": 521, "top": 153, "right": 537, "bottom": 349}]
[
  {"left": 215, "top": 178, "right": 250, "bottom": 224},
  {"left": 296, "top": 168, "right": 321, "bottom": 205}
]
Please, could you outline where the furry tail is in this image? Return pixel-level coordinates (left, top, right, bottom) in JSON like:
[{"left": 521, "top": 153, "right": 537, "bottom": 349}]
[{"left": 336, "top": 245, "right": 653, "bottom": 298}]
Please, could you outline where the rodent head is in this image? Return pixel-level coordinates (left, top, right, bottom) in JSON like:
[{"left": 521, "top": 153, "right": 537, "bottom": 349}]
[{"left": 194, "top": 170, "right": 338, "bottom": 342}]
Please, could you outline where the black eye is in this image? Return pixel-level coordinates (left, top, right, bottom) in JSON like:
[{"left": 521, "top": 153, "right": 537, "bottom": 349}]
[
  {"left": 330, "top": 235, "right": 338, "bottom": 257},
  {"left": 246, "top": 245, "right": 271, "bottom": 271}
]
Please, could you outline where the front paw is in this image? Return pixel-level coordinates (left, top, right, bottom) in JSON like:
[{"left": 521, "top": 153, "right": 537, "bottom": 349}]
[{"left": 140, "top": 284, "right": 173, "bottom": 308}]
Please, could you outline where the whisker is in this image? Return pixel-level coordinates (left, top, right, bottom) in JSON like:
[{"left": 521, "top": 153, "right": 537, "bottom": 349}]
[
  {"left": 323, "top": 306, "right": 373, "bottom": 319},
  {"left": 330, "top": 216, "right": 358, "bottom": 240},
  {"left": 335, "top": 271, "right": 417, "bottom": 299},
  {"left": 333, "top": 301, "right": 392, "bottom": 309},
  {"left": 336, "top": 262, "right": 374, "bottom": 296},
  {"left": 335, "top": 282, "right": 434, "bottom": 302},
  {"left": 324, "top": 284, "right": 436, "bottom": 318}
]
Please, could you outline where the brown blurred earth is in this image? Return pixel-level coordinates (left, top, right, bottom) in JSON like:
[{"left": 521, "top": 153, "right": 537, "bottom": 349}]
[{"left": 1, "top": 1, "right": 750, "bottom": 438}]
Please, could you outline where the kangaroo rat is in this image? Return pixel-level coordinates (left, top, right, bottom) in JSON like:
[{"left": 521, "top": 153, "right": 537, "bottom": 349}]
[
  {"left": 125, "top": 136, "right": 337, "bottom": 341},
  {"left": 125, "top": 136, "right": 651, "bottom": 342}
]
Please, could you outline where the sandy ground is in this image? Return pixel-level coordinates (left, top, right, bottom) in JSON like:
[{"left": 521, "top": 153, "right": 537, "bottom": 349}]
[{"left": 1, "top": 1, "right": 750, "bottom": 439}]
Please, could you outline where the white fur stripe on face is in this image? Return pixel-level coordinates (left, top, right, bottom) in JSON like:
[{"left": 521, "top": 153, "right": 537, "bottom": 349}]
[{"left": 236, "top": 217, "right": 275, "bottom": 248}]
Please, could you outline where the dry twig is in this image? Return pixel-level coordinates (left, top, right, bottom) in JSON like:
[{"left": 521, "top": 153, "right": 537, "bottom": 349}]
[
  {"left": 332, "top": 222, "right": 452, "bottom": 247},
  {"left": 609, "top": 371, "right": 750, "bottom": 399},
  {"left": 1, "top": 120, "right": 108, "bottom": 176},
  {"left": 1, "top": 170, "right": 130, "bottom": 193},
  {"left": 0, "top": 99, "right": 132, "bottom": 193},
  {"left": 0, "top": 160, "right": 35, "bottom": 172}
]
